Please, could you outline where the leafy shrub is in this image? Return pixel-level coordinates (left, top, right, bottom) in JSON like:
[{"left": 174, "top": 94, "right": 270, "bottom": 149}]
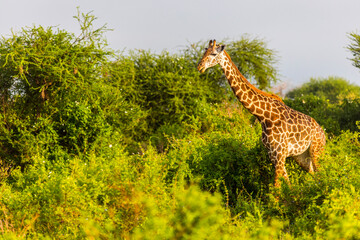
[
  {"left": 132, "top": 185, "right": 238, "bottom": 240},
  {"left": 0, "top": 144, "right": 165, "bottom": 238},
  {"left": 125, "top": 50, "right": 217, "bottom": 134},
  {"left": 286, "top": 76, "right": 360, "bottom": 104},
  {"left": 316, "top": 187, "right": 360, "bottom": 240},
  {"left": 336, "top": 98, "right": 360, "bottom": 133},
  {"left": 54, "top": 101, "right": 109, "bottom": 154}
]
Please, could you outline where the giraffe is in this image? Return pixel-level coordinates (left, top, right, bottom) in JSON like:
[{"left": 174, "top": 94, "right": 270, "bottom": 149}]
[{"left": 197, "top": 40, "right": 326, "bottom": 187}]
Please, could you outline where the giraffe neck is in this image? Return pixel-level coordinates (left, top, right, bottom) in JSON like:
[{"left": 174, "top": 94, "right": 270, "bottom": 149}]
[{"left": 218, "top": 51, "right": 276, "bottom": 120}]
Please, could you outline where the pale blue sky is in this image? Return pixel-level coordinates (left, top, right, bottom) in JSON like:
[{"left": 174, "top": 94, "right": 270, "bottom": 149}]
[{"left": 1, "top": 0, "right": 360, "bottom": 90}]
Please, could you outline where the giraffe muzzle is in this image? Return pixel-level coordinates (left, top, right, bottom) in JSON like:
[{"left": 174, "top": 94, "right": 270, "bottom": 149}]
[{"left": 197, "top": 65, "right": 206, "bottom": 73}]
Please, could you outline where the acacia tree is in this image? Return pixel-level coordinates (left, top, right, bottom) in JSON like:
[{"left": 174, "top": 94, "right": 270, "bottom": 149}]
[
  {"left": 0, "top": 10, "right": 111, "bottom": 118},
  {"left": 348, "top": 32, "right": 360, "bottom": 70},
  {"left": 0, "top": 11, "right": 148, "bottom": 166}
]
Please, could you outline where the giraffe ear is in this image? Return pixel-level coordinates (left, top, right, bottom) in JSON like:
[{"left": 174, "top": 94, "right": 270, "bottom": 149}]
[{"left": 216, "top": 45, "right": 226, "bottom": 53}]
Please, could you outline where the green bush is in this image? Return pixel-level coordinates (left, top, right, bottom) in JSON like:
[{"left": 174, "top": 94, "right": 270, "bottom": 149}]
[
  {"left": 126, "top": 50, "right": 218, "bottom": 133},
  {"left": 286, "top": 76, "right": 360, "bottom": 104},
  {"left": 132, "top": 185, "right": 239, "bottom": 240},
  {"left": 0, "top": 143, "right": 165, "bottom": 238}
]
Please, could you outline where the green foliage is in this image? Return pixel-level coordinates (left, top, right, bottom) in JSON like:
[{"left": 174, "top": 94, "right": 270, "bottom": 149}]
[
  {"left": 0, "top": 13, "right": 111, "bottom": 118},
  {"left": 0, "top": 11, "right": 148, "bottom": 165},
  {"left": 0, "top": 146, "right": 144, "bottom": 239},
  {"left": 124, "top": 50, "right": 216, "bottom": 132},
  {"left": 54, "top": 101, "right": 108, "bottom": 154},
  {"left": 348, "top": 32, "right": 360, "bottom": 70},
  {"left": 133, "top": 185, "right": 238, "bottom": 240},
  {"left": 336, "top": 98, "right": 360, "bottom": 133},
  {"left": 286, "top": 76, "right": 360, "bottom": 104}
]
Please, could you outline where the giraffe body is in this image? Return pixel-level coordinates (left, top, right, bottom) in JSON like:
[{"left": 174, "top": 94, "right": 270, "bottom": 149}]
[{"left": 198, "top": 40, "right": 326, "bottom": 186}]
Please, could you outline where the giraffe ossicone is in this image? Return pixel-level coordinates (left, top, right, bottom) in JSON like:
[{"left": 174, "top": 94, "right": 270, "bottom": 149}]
[{"left": 198, "top": 39, "right": 326, "bottom": 187}]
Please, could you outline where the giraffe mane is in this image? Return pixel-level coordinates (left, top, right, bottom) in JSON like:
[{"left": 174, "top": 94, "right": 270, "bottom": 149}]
[{"left": 223, "top": 51, "right": 283, "bottom": 103}]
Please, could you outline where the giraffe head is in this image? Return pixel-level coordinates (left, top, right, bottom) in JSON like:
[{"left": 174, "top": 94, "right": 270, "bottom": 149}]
[{"left": 197, "top": 40, "right": 225, "bottom": 73}]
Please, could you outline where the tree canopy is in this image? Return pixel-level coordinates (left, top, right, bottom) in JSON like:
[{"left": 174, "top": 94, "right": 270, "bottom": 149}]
[{"left": 286, "top": 76, "right": 360, "bottom": 104}]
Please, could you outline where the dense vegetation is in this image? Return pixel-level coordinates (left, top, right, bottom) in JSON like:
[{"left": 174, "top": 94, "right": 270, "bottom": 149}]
[{"left": 0, "top": 12, "right": 360, "bottom": 239}]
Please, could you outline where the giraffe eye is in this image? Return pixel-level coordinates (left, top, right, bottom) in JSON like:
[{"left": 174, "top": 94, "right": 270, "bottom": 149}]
[{"left": 210, "top": 53, "right": 217, "bottom": 56}]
